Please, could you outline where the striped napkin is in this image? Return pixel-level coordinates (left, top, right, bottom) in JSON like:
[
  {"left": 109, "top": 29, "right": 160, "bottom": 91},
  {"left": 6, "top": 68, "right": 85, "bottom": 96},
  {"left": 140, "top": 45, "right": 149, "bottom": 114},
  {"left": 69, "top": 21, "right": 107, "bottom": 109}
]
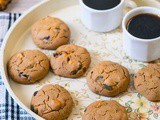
[{"left": 0, "top": 13, "right": 35, "bottom": 120}]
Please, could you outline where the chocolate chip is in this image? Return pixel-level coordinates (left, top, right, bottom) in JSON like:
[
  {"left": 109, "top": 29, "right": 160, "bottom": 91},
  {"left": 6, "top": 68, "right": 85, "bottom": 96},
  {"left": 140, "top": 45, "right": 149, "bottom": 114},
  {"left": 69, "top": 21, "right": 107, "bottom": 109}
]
[
  {"left": 70, "top": 62, "right": 82, "bottom": 75},
  {"left": 59, "top": 52, "right": 62, "bottom": 55},
  {"left": 83, "top": 67, "right": 87, "bottom": 72},
  {"left": 31, "top": 105, "right": 34, "bottom": 111},
  {"left": 22, "top": 74, "right": 30, "bottom": 79},
  {"left": 27, "top": 64, "right": 33, "bottom": 69},
  {"left": 19, "top": 72, "right": 30, "bottom": 79},
  {"left": 33, "top": 91, "right": 38, "bottom": 96},
  {"left": 104, "top": 102, "right": 108, "bottom": 105},
  {"left": 103, "top": 84, "right": 112, "bottom": 90},
  {"left": 53, "top": 53, "right": 58, "bottom": 57},
  {"left": 71, "top": 70, "right": 77, "bottom": 75},
  {"left": 43, "top": 36, "right": 50, "bottom": 40},
  {"left": 34, "top": 109, "right": 38, "bottom": 114},
  {"left": 31, "top": 105, "right": 38, "bottom": 114},
  {"left": 55, "top": 27, "right": 60, "bottom": 30},
  {"left": 63, "top": 29, "right": 67, "bottom": 32},
  {"left": 18, "top": 72, "right": 23, "bottom": 77},
  {"left": 63, "top": 36, "right": 68, "bottom": 38},
  {"left": 67, "top": 57, "right": 70, "bottom": 62},
  {"left": 96, "top": 76, "right": 103, "bottom": 82},
  {"left": 78, "top": 63, "right": 82, "bottom": 70},
  {"left": 84, "top": 108, "right": 87, "bottom": 112},
  {"left": 91, "top": 71, "right": 93, "bottom": 74}
]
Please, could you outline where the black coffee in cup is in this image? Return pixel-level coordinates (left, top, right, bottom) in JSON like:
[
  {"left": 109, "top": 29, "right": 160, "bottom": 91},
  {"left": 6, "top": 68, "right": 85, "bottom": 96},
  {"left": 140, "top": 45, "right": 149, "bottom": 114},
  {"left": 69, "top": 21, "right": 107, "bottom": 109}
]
[
  {"left": 127, "top": 13, "right": 160, "bottom": 39},
  {"left": 83, "top": 0, "right": 121, "bottom": 10}
]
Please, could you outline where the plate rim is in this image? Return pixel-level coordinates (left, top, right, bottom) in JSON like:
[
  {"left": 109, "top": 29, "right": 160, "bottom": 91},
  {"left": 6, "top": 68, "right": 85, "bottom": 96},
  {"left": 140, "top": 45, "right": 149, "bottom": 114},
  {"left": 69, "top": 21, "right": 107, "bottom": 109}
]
[
  {"left": 0, "top": 0, "right": 160, "bottom": 119},
  {"left": 0, "top": 0, "right": 50, "bottom": 119}
]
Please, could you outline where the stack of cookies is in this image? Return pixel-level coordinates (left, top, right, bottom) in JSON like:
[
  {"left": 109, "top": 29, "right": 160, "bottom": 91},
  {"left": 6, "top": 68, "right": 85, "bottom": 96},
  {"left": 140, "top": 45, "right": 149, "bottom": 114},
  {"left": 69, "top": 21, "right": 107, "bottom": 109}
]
[{"left": 7, "top": 16, "right": 160, "bottom": 120}]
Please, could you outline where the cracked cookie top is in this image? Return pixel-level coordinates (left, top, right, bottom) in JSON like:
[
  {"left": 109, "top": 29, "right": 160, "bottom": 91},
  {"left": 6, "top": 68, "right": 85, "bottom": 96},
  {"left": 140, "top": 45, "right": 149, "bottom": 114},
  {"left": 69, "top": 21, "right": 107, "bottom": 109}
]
[
  {"left": 82, "top": 100, "right": 128, "bottom": 120},
  {"left": 31, "top": 16, "right": 70, "bottom": 50},
  {"left": 8, "top": 50, "right": 49, "bottom": 84},
  {"left": 134, "top": 64, "right": 160, "bottom": 102},
  {"left": 86, "top": 61, "right": 130, "bottom": 97},
  {"left": 50, "top": 44, "right": 91, "bottom": 78},
  {"left": 31, "top": 84, "right": 73, "bottom": 120}
]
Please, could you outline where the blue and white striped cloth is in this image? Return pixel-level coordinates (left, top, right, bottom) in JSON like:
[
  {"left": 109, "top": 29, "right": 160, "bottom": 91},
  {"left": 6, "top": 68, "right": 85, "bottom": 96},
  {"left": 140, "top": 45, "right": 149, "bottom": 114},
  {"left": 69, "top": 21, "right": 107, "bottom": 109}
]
[{"left": 0, "top": 13, "right": 35, "bottom": 120}]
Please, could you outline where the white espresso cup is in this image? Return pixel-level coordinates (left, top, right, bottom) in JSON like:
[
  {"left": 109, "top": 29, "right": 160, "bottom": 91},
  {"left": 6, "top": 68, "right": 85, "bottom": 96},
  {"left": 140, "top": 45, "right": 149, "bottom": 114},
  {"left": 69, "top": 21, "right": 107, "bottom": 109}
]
[
  {"left": 122, "top": 7, "right": 160, "bottom": 62},
  {"left": 79, "top": 0, "right": 137, "bottom": 32}
]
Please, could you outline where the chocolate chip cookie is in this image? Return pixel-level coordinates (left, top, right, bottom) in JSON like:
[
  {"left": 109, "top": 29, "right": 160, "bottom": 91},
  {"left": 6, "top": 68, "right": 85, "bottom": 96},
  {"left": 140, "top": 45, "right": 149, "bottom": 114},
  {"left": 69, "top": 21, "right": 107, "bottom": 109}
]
[
  {"left": 31, "top": 16, "right": 70, "bottom": 50},
  {"left": 31, "top": 84, "right": 73, "bottom": 120},
  {"left": 82, "top": 100, "right": 128, "bottom": 120},
  {"left": 134, "top": 64, "right": 160, "bottom": 102},
  {"left": 8, "top": 50, "right": 49, "bottom": 84},
  {"left": 50, "top": 44, "right": 91, "bottom": 78},
  {"left": 86, "top": 61, "right": 130, "bottom": 97}
]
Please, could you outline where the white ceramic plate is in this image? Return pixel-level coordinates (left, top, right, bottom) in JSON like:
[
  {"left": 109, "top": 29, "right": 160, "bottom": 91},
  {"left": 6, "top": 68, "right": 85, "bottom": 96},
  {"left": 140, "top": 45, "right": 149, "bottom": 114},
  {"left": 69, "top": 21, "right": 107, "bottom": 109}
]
[{"left": 1, "top": 0, "right": 160, "bottom": 120}]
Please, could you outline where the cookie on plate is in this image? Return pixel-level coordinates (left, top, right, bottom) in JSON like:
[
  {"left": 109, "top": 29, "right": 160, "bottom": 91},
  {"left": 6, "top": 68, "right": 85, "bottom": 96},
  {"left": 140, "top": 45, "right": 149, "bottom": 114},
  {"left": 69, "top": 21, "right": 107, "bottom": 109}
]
[
  {"left": 134, "top": 64, "right": 160, "bottom": 102},
  {"left": 86, "top": 61, "right": 130, "bottom": 97},
  {"left": 31, "top": 84, "right": 73, "bottom": 120},
  {"left": 31, "top": 16, "right": 70, "bottom": 50},
  {"left": 50, "top": 44, "right": 91, "bottom": 78},
  {"left": 82, "top": 100, "right": 128, "bottom": 120},
  {"left": 8, "top": 50, "right": 49, "bottom": 84}
]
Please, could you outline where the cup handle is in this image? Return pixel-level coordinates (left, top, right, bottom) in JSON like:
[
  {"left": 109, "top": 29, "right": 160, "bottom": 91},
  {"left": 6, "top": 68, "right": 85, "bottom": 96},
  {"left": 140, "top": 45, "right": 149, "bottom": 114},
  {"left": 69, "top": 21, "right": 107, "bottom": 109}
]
[
  {"left": 125, "top": 0, "right": 137, "bottom": 9},
  {"left": 123, "top": 0, "right": 137, "bottom": 15}
]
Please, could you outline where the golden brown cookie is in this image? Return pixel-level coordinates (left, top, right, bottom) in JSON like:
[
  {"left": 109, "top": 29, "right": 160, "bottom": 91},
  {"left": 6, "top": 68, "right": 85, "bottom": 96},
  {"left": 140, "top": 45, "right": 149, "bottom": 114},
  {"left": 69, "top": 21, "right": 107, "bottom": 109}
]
[
  {"left": 0, "top": 0, "right": 11, "bottom": 11},
  {"left": 31, "top": 84, "right": 73, "bottom": 120},
  {"left": 8, "top": 50, "right": 49, "bottom": 84},
  {"left": 134, "top": 64, "right": 160, "bottom": 102},
  {"left": 86, "top": 61, "right": 130, "bottom": 97},
  {"left": 82, "top": 100, "right": 128, "bottom": 120},
  {"left": 50, "top": 44, "right": 91, "bottom": 78},
  {"left": 31, "top": 16, "right": 70, "bottom": 50}
]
